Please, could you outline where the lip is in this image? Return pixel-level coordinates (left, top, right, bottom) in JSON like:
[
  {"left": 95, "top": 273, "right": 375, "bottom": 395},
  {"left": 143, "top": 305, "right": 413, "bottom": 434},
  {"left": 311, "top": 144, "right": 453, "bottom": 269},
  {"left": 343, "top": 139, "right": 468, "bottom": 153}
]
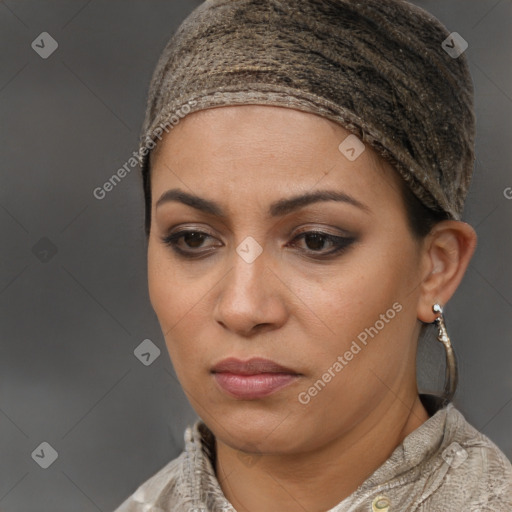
[
  {"left": 211, "top": 357, "right": 301, "bottom": 399},
  {"left": 211, "top": 357, "right": 299, "bottom": 375}
]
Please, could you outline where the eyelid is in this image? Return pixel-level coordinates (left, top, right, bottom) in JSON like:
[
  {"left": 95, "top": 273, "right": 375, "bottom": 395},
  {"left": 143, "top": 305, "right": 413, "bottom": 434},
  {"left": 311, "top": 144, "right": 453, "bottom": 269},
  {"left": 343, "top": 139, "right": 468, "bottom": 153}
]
[
  {"left": 292, "top": 225, "right": 353, "bottom": 238},
  {"left": 165, "top": 224, "right": 217, "bottom": 237},
  {"left": 163, "top": 222, "right": 353, "bottom": 242},
  {"left": 287, "top": 230, "right": 356, "bottom": 255}
]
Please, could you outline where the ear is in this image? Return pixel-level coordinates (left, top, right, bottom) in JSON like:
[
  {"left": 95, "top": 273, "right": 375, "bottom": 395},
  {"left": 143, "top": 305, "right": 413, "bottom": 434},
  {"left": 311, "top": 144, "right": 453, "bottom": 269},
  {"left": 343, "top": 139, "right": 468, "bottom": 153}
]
[{"left": 417, "top": 220, "right": 477, "bottom": 323}]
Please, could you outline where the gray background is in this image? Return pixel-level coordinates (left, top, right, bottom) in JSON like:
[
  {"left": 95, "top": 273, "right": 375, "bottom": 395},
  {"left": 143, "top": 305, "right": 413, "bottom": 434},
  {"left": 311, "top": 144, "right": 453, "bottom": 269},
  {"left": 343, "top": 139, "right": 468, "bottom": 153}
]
[{"left": 0, "top": 1, "right": 511, "bottom": 511}]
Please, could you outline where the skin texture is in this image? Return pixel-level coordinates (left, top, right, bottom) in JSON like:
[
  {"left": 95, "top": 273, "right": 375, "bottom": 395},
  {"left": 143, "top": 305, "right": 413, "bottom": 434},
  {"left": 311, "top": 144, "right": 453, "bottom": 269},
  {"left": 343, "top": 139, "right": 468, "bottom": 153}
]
[{"left": 147, "top": 105, "right": 477, "bottom": 512}]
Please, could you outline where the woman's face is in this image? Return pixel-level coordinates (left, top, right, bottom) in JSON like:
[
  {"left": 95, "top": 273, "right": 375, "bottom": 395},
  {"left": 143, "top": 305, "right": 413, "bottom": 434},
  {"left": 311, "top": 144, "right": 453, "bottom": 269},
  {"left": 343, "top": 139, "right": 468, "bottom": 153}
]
[{"left": 147, "top": 105, "right": 427, "bottom": 454}]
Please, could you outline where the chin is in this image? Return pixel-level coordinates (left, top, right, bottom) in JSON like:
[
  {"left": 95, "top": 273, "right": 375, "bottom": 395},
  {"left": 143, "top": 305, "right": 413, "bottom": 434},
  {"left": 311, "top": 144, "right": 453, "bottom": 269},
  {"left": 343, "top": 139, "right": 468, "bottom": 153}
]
[{"left": 212, "top": 406, "right": 307, "bottom": 450}]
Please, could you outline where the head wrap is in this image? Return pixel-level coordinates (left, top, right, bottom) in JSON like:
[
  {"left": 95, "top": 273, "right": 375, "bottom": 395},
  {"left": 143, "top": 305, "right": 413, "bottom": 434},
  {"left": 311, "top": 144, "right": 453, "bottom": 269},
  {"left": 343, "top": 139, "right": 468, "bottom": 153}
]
[{"left": 139, "top": 0, "right": 475, "bottom": 224}]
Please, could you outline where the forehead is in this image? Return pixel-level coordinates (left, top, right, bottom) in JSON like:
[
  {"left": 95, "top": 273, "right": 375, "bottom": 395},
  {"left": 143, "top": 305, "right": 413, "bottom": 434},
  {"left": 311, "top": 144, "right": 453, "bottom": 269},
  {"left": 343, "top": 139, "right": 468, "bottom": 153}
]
[
  {"left": 150, "top": 105, "right": 340, "bottom": 164},
  {"left": 149, "top": 105, "right": 403, "bottom": 213}
]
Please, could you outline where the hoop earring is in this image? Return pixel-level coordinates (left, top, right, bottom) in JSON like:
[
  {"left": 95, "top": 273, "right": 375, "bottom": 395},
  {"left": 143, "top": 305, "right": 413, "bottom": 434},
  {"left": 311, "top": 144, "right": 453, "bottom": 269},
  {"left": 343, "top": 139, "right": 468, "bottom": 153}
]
[{"left": 432, "top": 303, "right": 458, "bottom": 405}]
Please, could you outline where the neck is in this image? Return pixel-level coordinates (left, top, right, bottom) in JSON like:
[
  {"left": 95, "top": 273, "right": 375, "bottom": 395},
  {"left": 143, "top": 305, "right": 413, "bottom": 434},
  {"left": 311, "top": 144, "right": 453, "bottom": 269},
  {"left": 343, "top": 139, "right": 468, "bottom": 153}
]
[{"left": 214, "top": 393, "right": 430, "bottom": 512}]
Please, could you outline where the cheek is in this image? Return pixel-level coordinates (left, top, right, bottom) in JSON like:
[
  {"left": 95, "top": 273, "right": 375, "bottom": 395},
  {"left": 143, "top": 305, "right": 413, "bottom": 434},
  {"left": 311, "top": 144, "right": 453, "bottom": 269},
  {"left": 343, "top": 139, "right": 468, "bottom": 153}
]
[
  {"left": 147, "top": 242, "right": 191, "bottom": 338},
  {"left": 317, "top": 250, "right": 401, "bottom": 329},
  {"left": 147, "top": 242, "right": 215, "bottom": 367},
  {"left": 306, "top": 241, "right": 417, "bottom": 373},
  {"left": 147, "top": 244, "right": 172, "bottom": 324}
]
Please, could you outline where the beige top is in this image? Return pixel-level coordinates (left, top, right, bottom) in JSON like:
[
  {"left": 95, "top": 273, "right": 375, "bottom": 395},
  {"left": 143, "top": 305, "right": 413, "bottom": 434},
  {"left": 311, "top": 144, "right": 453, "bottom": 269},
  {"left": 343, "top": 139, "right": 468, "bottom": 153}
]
[{"left": 114, "top": 402, "right": 512, "bottom": 511}]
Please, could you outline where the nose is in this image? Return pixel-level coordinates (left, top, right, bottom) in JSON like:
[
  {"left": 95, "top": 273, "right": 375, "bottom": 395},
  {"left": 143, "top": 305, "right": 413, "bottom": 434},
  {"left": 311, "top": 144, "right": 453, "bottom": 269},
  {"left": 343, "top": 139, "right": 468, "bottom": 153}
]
[{"left": 213, "top": 240, "right": 287, "bottom": 336}]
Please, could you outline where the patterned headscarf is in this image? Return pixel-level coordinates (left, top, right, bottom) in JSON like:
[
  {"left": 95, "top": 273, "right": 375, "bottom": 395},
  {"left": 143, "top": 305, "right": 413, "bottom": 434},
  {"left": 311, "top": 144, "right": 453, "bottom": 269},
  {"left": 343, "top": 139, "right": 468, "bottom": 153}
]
[{"left": 139, "top": 0, "right": 475, "bottom": 234}]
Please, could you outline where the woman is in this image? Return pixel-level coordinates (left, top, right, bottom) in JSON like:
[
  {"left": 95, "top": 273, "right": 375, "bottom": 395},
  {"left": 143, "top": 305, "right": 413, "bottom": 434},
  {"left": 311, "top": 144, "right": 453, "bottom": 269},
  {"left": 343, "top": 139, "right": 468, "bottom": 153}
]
[{"left": 115, "top": 0, "right": 512, "bottom": 510}]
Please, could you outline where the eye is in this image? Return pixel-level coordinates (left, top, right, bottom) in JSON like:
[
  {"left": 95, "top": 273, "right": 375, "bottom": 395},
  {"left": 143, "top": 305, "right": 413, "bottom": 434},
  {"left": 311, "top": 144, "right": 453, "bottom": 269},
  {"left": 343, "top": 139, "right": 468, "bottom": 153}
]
[
  {"left": 287, "top": 230, "right": 356, "bottom": 257},
  {"left": 160, "top": 228, "right": 356, "bottom": 259},
  {"left": 161, "top": 229, "right": 220, "bottom": 257}
]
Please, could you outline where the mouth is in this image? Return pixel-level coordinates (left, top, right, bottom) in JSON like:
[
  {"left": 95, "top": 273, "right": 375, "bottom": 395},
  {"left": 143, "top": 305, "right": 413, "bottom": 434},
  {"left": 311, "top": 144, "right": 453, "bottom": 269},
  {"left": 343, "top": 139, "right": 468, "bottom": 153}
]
[{"left": 211, "top": 357, "right": 302, "bottom": 400}]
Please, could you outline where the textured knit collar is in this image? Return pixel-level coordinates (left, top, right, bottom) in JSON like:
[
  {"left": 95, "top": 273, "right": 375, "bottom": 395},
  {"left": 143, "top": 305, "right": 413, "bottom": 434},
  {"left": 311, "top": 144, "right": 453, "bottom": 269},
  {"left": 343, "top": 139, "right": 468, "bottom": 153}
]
[{"left": 182, "top": 395, "right": 456, "bottom": 511}]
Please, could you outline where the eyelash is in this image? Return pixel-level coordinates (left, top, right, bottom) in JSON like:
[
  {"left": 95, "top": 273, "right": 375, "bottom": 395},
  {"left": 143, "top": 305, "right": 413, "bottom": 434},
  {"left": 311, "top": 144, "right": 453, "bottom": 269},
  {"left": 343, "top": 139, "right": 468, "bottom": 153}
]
[{"left": 160, "top": 229, "right": 356, "bottom": 259}]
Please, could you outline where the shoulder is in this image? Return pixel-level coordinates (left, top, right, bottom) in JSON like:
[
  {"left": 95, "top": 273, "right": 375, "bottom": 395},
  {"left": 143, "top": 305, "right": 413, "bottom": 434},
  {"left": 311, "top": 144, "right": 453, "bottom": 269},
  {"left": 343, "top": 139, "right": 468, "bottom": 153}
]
[
  {"left": 113, "top": 420, "right": 230, "bottom": 512},
  {"left": 427, "top": 405, "right": 512, "bottom": 510},
  {"left": 113, "top": 448, "right": 188, "bottom": 511}
]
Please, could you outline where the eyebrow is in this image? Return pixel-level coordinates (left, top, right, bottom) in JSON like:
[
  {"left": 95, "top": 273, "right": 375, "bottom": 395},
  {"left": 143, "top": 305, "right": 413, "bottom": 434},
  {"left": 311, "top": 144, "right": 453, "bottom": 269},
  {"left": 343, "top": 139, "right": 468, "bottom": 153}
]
[{"left": 155, "top": 188, "right": 372, "bottom": 217}]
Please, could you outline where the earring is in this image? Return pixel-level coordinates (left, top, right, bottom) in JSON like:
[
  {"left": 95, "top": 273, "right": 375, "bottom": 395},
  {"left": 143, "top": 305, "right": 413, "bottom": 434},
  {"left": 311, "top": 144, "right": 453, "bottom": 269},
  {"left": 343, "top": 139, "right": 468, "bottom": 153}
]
[{"left": 432, "top": 303, "right": 458, "bottom": 405}]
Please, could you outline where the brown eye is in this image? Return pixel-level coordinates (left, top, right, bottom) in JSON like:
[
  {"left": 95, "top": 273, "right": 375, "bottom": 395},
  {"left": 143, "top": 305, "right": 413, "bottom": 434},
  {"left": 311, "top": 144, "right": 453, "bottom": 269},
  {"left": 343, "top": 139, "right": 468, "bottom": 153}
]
[
  {"left": 161, "top": 229, "right": 356, "bottom": 260},
  {"left": 288, "top": 230, "right": 356, "bottom": 257},
  {"left": 161, "top": 230, "right": 220, "bottom": 256},
  {"left": 181, "top": 231, "right": 208, "bottom": 248},
  {"left": 303, "top": 232, "right": 329, "bottom": 251}
]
